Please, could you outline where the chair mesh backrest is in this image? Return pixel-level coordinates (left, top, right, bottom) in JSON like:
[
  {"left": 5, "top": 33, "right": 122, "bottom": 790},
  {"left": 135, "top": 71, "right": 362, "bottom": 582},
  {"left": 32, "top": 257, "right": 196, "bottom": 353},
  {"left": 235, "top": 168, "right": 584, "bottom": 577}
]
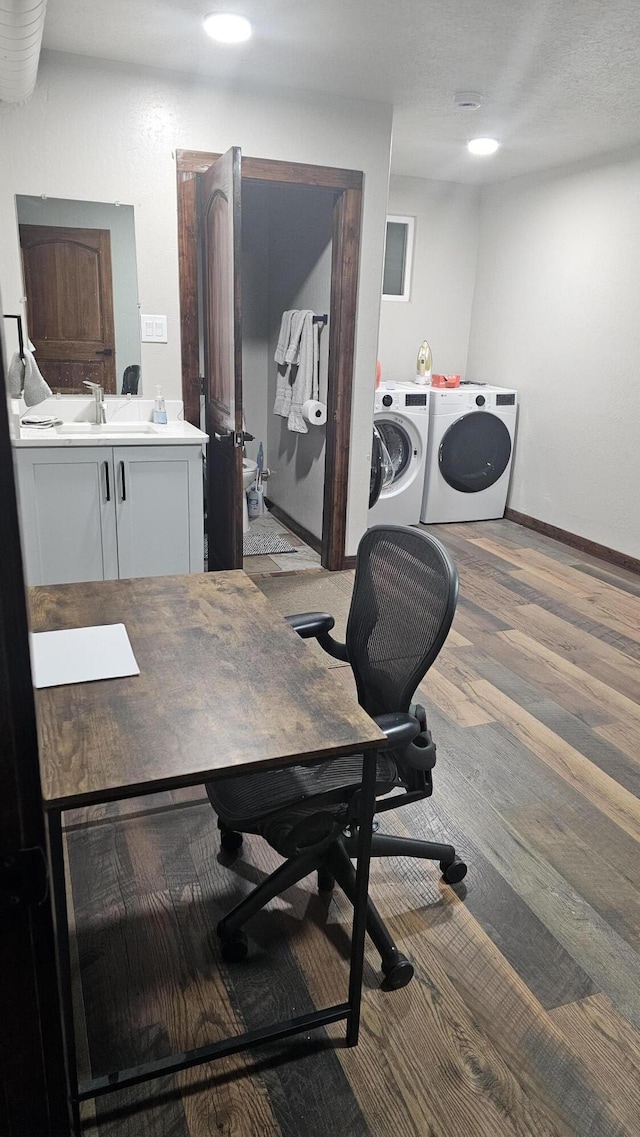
[
  {"left": 346, "top": 526, "right": 458, "bottom": 717},
  {"left": 122, "top": 365, "right": 141, "bottom": 395}
]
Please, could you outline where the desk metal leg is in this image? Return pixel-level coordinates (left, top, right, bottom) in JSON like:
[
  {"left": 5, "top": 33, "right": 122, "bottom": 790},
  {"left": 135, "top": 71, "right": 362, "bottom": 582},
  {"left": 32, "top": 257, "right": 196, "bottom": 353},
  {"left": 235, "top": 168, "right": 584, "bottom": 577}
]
[
  {"left": 346, "top": 751, "right": 377, "bottom": 1046},
  {"left": 45, "top": 809, "right": 81, "bottom": 1137},
  {"left": 44, "top": 751, "right": 378, "bottom": 1116}
]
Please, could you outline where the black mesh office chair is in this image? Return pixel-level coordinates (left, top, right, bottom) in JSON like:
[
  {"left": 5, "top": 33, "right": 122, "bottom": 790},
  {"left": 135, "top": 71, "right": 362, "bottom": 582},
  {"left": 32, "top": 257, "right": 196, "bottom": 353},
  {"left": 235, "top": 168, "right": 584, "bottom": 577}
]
[
  {"left": 206, "top": 525, "right": 467, "bottom": 989},
  {"left": 121, "top": 365, "right": 141, "bottom": 395}
]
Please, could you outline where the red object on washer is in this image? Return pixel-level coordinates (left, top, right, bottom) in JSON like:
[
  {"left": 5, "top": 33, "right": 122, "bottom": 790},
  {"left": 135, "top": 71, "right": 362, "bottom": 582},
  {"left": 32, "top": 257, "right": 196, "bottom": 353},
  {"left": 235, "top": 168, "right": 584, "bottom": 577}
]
[{"left": 431, "top": 374, "right": 460, "bottom": 388}]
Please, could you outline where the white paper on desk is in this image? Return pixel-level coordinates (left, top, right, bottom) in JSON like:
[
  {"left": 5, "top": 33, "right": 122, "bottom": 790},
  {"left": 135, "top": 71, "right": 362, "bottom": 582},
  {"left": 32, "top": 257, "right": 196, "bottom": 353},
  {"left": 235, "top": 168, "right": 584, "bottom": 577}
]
[{"left": 30, "top": 624, "right": 140, "bottom": 689}]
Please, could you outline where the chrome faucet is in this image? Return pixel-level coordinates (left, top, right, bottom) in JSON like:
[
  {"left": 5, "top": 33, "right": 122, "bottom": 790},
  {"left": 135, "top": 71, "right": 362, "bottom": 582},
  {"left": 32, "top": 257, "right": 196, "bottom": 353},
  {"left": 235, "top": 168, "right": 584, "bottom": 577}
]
[{"left": 83, "top": 380, "right": 107, "bottom": 424}]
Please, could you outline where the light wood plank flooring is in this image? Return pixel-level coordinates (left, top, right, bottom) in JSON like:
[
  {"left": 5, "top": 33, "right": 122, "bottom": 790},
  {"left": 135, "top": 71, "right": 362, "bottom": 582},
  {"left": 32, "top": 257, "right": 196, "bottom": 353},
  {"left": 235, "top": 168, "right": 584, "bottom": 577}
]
[{"left": 67, "top": 519, "right": 640, "bottom": 1136}]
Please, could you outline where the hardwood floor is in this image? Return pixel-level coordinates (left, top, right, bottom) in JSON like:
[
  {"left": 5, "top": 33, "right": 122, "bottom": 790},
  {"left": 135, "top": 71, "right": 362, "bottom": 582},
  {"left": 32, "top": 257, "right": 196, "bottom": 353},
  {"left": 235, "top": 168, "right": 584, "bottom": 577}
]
[{"left": 66, "top": 519, "right": 640, "bottom": 1135}]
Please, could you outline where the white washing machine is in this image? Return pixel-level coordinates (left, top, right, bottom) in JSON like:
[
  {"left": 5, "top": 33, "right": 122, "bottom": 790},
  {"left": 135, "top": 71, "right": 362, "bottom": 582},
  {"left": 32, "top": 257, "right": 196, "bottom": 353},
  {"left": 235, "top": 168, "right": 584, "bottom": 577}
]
[
  {"left": 421, "top": 384, "right": 517, "bottom": 523},
  {"left": 369, "top": 384, "right": 430, "bottom": 525}
]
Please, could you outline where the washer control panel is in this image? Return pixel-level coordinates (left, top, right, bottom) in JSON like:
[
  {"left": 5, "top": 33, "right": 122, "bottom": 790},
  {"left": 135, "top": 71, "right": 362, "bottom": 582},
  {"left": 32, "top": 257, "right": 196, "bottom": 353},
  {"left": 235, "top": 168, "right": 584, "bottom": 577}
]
[{"left": 375, "top": 388, "right": 430, "bottom": 414}]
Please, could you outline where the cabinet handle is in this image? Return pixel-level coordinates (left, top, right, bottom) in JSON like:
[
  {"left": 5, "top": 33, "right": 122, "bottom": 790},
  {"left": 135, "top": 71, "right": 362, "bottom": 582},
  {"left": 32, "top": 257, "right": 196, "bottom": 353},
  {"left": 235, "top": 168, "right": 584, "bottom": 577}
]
[
  {"left": 120, "top": 461, "right": 126, "bottom": 502},
  {"left": 103, "top": 461, "right": 111, "bottom": 502}
]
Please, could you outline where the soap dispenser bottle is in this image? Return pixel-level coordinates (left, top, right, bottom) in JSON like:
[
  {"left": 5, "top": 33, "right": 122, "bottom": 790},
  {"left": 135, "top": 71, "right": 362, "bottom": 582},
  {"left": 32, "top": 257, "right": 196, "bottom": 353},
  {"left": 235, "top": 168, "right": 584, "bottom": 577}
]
[
  {"left": 416, "top": 340, "right": 432, "bottom": 385},
  {"left": 153, "top": 385, "right": 167, "bottom": 425}
]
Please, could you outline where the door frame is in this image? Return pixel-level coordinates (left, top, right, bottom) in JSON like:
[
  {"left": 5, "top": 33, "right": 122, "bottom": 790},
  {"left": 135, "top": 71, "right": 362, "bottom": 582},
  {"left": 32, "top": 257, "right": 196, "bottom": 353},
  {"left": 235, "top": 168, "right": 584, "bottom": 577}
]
[
  {"left": 0, "top": 325, "right": 70, "bottom": 1134},
  {"left": 176, "top": 150, "right": 363, "bottom": 571}
]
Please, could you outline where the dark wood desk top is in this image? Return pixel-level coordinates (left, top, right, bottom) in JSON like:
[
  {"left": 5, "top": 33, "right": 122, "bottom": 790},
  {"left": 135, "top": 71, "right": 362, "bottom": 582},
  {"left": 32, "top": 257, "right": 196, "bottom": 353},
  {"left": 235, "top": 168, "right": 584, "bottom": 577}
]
[{"left": 30, "top": 572, "right": 384, "bottom": 810}]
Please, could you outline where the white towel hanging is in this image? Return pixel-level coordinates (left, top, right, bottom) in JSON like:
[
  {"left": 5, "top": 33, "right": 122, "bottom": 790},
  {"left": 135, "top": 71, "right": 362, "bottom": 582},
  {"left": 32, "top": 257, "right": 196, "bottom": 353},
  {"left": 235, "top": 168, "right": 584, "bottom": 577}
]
[
  {"left": 274, "top": 310, "right": 295, "bottom": 365},
  {"left": 22, "top": 349, "right": 53, "bottom": 407},
  {"left": 7, "top": 352, "right": 24, "bottom": 397},
  {"left": 273, "top": 309, "right": 298, "bottom": 416},
  {"left": 287, "top": 312, "right": 318, "bottom": 433}
]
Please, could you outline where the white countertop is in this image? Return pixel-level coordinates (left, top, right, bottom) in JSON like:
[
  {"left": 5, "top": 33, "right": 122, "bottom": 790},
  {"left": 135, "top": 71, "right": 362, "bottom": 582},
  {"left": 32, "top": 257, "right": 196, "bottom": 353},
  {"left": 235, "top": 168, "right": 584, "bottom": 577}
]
[
  {"left": 11, "top": 396, "right": 208, "bottom": 448},
  {"left": 14, "top": 420, "right": 208, "bottom": 447}
]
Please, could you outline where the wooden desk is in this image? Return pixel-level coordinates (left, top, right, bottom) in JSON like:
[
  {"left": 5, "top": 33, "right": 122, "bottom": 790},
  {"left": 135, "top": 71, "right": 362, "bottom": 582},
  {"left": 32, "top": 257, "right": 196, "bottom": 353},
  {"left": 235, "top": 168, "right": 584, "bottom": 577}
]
[{"left": 32, "top": 572, "right": 384, "bottom": 1133}]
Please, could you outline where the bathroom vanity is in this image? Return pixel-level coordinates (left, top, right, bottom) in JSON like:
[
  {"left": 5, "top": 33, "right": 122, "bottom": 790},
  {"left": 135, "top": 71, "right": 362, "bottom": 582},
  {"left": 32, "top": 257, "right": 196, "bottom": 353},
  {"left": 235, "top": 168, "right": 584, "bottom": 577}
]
[{"left": 13, "top": 398, "right": 208, "bottom": 585}]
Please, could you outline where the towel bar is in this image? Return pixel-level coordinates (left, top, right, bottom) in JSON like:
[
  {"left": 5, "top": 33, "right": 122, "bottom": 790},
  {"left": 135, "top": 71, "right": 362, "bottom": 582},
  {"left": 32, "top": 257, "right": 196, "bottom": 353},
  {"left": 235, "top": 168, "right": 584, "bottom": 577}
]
[{"left": 3, "top": 314, "right": 25, "bottom": 360}]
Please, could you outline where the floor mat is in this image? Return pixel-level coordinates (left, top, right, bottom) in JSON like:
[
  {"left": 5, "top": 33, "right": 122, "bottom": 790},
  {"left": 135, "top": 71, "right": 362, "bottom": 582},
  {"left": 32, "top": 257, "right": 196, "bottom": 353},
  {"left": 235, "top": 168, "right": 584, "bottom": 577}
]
[{"left": 243, "top": 530, "right": 296, "bottom": 556}]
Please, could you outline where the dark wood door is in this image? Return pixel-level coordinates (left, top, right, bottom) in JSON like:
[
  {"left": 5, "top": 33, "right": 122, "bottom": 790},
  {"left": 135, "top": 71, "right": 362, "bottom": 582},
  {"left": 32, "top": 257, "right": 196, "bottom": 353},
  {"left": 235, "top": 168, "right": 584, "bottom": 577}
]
[
  {"left": 177, "top": 152, "right": 364, "bottom": 570},
  {"left": 20, "top": 223, "right": 117, "bottom": 394},
  {"left": 0, "top": 328, "right": 69, "bottom": 1134},
  {"left": 200, "top": 147, "right": 243, "bottom": 571}
]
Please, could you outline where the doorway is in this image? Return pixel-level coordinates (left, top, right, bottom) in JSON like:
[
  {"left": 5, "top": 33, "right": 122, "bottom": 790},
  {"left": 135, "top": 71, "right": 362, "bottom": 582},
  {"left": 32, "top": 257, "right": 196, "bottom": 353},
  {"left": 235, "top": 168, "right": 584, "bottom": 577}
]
[
  {"left": 176, "top": 150, "right": 363, "bottom": 572},
  {"left": 19, "top": 223, "right": 117, "bottom": 394}
]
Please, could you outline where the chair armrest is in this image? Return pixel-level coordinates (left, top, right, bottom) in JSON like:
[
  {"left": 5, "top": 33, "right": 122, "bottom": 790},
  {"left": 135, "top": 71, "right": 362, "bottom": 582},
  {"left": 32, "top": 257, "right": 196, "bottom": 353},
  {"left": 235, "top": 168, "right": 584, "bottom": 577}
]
[
  {"left": 285, "top": 612, "right": 349, "bottom": 662},
  {"left": 373, "top": 712, "right": 421, "bottom": 750},
  {"left": 285, "top": 612, "right": 335, "bottom": 639}
]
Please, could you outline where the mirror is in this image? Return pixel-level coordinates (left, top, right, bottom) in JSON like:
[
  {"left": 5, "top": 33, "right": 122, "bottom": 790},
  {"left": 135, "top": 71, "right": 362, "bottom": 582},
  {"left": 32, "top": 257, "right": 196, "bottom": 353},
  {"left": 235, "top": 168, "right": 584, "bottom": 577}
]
[{"left": 15, "top": 195, "right": 142, "bottom": 395}]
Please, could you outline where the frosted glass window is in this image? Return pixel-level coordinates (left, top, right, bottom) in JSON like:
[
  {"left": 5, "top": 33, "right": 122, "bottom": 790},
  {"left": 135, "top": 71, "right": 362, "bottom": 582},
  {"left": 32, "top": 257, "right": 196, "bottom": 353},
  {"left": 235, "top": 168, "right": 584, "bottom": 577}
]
[{"left": 382, "top": 216, "right": 414, "bottom": 301}]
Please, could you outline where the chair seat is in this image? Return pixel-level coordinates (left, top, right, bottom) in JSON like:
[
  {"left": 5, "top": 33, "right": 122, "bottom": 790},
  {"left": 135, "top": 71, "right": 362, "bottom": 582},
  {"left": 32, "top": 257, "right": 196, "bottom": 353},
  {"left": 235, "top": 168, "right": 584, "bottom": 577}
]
[{"left": 207, "top": 753, "right": 399, "bottom": 833}]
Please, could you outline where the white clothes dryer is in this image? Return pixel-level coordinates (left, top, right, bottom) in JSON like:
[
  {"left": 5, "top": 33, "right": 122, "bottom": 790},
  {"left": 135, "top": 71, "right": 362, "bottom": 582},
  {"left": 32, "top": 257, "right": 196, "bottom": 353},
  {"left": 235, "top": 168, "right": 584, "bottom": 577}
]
[
  {"left": 421, "top": 384, "right": 517, "bottom": 523},
  {"left": 369, "top": 385, "right": 430, "bottom": 526}
]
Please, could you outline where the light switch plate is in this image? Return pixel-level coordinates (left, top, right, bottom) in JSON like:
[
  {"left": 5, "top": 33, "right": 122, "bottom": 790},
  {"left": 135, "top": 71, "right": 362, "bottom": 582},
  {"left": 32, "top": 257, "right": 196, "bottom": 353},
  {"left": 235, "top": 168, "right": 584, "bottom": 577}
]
[{"left": 140, "top": 314, "right": 168, "bottom": 343}]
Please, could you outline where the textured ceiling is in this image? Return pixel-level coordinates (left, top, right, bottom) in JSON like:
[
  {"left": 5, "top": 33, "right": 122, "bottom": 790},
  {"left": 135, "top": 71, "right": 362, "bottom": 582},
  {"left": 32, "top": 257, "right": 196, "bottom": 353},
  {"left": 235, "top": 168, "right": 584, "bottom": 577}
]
[{"left": 41, "top": 0, "right": 640, "bottom": 183}]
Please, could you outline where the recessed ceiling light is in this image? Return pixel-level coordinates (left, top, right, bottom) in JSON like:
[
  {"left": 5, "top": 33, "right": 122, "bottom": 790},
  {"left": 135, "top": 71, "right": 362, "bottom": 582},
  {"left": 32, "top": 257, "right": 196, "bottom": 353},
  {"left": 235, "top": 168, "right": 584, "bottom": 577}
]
[
  {"left": 468, "top": 137, "right": 500, "bottom": 156},
  {"left": 203, "top": 12, "right": 252, "bottom": 43}
]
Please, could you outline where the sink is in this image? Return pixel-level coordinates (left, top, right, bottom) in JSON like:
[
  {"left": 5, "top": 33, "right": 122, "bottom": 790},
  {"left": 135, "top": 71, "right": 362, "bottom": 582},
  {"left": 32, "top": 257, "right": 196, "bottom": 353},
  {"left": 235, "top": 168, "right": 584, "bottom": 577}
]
[{"left": 55, "top": 422, "right": 159, "bottom": 435}]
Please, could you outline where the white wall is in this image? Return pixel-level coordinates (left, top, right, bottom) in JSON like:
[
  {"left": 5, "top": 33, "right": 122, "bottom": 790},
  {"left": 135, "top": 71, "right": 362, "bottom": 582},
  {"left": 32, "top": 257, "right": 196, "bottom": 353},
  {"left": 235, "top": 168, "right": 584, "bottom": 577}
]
[
  {"left": 16, "top": 195, "right": 140, "bottom": 384},
  {"left": 0, "top": 50, "right": 393, "bottom": 555},
  {"left": 267, "top": 185, "right": 333, "bottom": 543},
  {"left": 377, "top": 176, "right": 480, "bottom": 383},
  {"left": 240, "top": 182, "right": 334, "bottom": 544},
  {"left": 467, "top": 153, "right": 640, "bottom": 558}
]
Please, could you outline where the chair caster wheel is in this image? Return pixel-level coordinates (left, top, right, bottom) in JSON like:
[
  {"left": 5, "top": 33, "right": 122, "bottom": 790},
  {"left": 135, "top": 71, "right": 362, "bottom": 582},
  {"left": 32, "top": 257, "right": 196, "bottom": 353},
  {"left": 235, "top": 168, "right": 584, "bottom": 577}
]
[
  {"left": 218, "top": 928, "right": 248, "bottom": 963},
  {"left": 317, "top": 869, "right": 335, "bottom": 892},
  {"left": 440, "top": 858, "right": 467, "bottom": 885},
  {"left": 381, "top": 953, "right": 414, "bottom": 989},
  {"left": 220, "top": 830, "right": 243, "bottom": 853}
]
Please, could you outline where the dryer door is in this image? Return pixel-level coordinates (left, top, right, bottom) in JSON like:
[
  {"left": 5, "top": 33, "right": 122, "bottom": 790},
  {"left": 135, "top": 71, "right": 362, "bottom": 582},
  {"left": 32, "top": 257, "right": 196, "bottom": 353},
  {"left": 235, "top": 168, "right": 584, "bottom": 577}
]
[
  {"left": 369, "top": 425, "right": 395, "bottom": 508},
  {"left": 376, "top": 419, "right": 414, "bottom": 488},
  {"left": 439, "top": 411, "right": 512, "bottom": 493},
  {"left": 370, "top": 427, "right": 383, "bottom": 509}
]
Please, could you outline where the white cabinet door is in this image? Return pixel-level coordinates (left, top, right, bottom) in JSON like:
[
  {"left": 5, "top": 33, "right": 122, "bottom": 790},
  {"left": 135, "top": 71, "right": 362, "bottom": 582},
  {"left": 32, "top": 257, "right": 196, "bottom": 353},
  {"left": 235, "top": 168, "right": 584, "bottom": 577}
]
[
  {"left": 15, "top": 448, "right": 118, "bottom": 586},
  {"left": 114, "top": 445, "right": 204, "bottom": 579}
]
